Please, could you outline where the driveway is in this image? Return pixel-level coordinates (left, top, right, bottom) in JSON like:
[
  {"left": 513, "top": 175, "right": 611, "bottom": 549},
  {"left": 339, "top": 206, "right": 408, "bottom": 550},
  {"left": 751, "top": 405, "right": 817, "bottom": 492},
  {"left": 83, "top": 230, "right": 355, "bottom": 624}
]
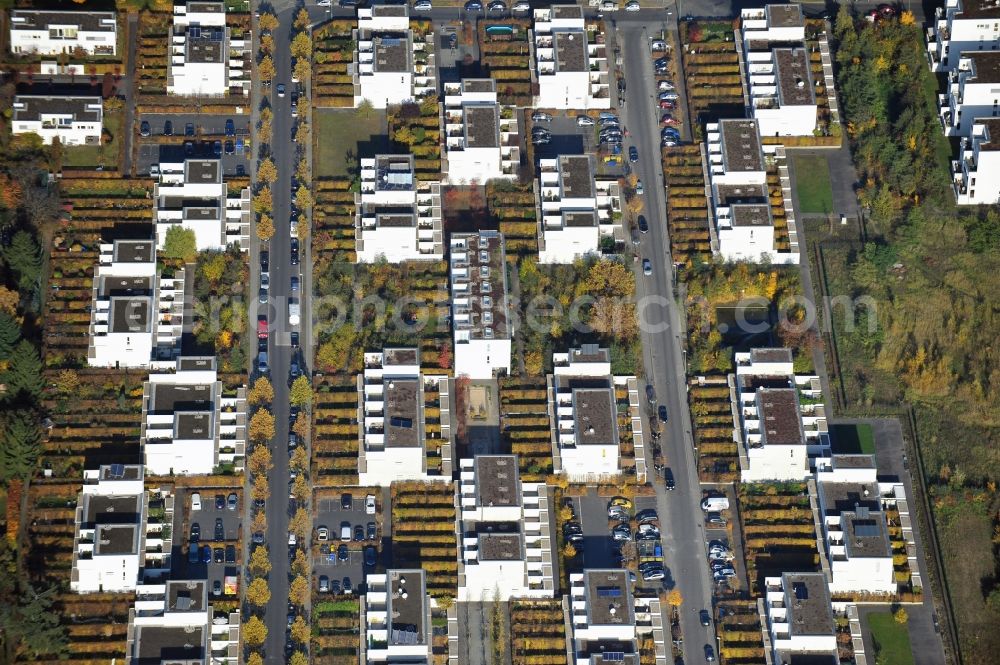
[
  {"left": 172, "top": 487, "right": 243, "bottom": 599},
  {"left": 312, "top": 493, "right": 379, "bottom": 597}
]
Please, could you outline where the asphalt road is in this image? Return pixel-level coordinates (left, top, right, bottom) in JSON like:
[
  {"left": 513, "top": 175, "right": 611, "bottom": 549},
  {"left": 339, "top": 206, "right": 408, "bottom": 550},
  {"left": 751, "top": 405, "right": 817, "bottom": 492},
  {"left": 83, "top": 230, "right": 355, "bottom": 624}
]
[{"left": 616, "top": 19, "right": 718, "bottom": 664}]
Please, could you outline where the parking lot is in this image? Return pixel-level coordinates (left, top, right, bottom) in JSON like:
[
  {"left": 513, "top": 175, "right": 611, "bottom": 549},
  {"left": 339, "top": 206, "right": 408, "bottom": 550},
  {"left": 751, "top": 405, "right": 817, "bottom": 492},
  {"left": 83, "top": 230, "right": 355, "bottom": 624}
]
[
  {"left": 140, "top": 113, "right": 250, "bottom": 139},
  {"left": 530, "top": 111, "right": 629, "bottom": 178},
  {"left": 137, "top": 141, "right": 251, "bottom": 177},
  {"left": 173, "top": 487, "right": 243, "bottom": 597},
  {"left": 312, "top": 492, "right": 382, "bottom": 597},
  {"left": 570, "top": 490, "right": 659, "bottom": 574}
]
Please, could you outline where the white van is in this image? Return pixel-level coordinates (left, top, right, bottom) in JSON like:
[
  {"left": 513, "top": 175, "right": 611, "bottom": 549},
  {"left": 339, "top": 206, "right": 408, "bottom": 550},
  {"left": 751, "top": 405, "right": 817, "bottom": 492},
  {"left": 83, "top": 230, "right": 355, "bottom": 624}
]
[
  {"left": 701, "top": 496, "right": 729, "bottom": 511},
  {"left": 191, "top": 493, "right": 202, "bottom": 511}
]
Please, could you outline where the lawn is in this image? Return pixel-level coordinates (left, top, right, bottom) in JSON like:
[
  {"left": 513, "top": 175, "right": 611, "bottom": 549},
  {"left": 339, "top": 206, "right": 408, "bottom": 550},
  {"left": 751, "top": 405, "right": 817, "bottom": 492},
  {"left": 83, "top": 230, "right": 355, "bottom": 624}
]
[
  {"left": 63, "top": 111, "right": 122, "bottom": 169},
  {"left": 830, "top": 423, "right": 875, "bottom": 455},
  {"left": 793, "top": 155, "right": 834, "bottom": 214},
  {"left": 314, "top": 108, "right": 389, "bottom": 178},
  {"left": 867, "top": 612, "right": 915, "bottom": 665}
]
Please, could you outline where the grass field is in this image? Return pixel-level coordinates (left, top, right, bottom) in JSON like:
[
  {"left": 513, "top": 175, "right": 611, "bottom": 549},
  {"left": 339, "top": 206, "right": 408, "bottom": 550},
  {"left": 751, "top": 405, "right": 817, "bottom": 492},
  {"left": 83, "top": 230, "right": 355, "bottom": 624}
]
[
  {"left": 868, "top": 612, "right": 915, "bottom": 665},
  {"left": 793, "top": 155, "right": 833, "bottom": 214},
  {"left": 314, "top": 108, "right": 388, "bottom": 178},
  {"left": 64, "top": 112, "right": 122, "bottom": 168},
  {"left": 829, "top": 423, "right": 875, "bottom": 455}
]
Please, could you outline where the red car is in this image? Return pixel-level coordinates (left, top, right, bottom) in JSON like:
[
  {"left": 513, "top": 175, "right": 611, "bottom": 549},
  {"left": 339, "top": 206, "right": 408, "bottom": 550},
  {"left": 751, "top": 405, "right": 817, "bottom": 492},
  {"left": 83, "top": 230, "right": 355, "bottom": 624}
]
[
  {"left": 658, "top": 100, "right": 675, "bottom": 110},
  {"left": 661, "top": 114, "right": 681, "bottom": 126},
  {"left": 257, "top": 318, "right": 268, "bottom": 339}
]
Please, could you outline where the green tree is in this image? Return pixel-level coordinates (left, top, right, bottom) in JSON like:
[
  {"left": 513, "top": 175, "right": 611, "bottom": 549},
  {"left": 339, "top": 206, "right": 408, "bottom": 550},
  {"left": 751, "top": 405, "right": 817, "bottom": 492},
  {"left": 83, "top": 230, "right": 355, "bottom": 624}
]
[
  {"left": 54, "top": 369, "right": 80, "bottom": 395},
  {"left": 7, "top": 339, "right": 44, "bottom": 400},
  {"left": 356, "top": 98, "right": 375, "bottom": 119},
  {"left": 289, "top": 375, "right": 312, "bottom": 407},
  {"left": 0, "top": 583, "right": 67, "bottom": 662},
  {"left": 200, "top": 252, "right": 227, "bottom": 283},
  {"left": 0, "top": 312, "right": 22, "bottom": 361},
  {"left": 3, "top": 231, "right": 41, "bottom": 292},
  {"left": 163, "top": 226, "right": 198, "bottom": 262},
  {"left": 0, "top": 411, "right": 40, "bottom": 480}
]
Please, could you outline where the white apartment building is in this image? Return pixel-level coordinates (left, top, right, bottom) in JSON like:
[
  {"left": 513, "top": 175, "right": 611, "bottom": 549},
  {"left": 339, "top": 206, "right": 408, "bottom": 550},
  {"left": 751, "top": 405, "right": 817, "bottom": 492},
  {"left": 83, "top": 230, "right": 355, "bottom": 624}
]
[
  {"left": 952, "top": 117, "right": 1000, "bottom": 204},
  {"left": 813, "top": 455, "right": 897, "bottom": 596},
  {"left": 705, "top": 120, "right": 798, "bottom": 264},
  {"left": 532, "top": 6, "right": 611, "bottom": 109},
  {"left": 449, "top": 231, "right": 512, "bottom": 379},
  {"left": 354, "top": 6, "right": 436, "bottom": 109},
  {"left": 355, "top": 155, "right": 443, "bottom": 262},
  {"left": 357, "top": 348, "right": 452, "bottom": 485},
  {"left": 759, "top": 573, "right": 839, "bottom": 665},
  {"left": 154, "top": 159, "right": 251, "bottom": 251},
  {"left": 9, "top": 10, "right": 117, "bottom": 56},
  {"left": 167, "top": 2, "right": 235, "bottom": 97},
  {"left": 88, "top": 238, "right": 186, "bottom": 369},
  {"left": 739, "top": 6, "right": 817, "bottom": 137},
  {"left": 939, "top": 51, "right": 1000, "bottom": 135},
  {"left": 443, "top": 79, "right": 519, "bottom": 184},
  {"left": 927, "top": 0, "right": 1000, "bottom": 73},
  {"left": 536, "top": 155, "right": 623, "bottom": 263},
  {"left": 457, "top": 455, "right": 555, "bottom": 601},
  {"left": 142, "top": 357, "right": 247, "bottom": 476},
  {"left": 730, "top": 348, "right": 828, "bottom": 482},
  {"left": 362, "top": 569, "right": 432, "bottom": 663},
  {"left": 547, "top": 346, "right": 644, "bottom": 481},
  {"left": 70, "top": 464, "right": 146, "bottom": 594},
  {"left": 126, "top": 580, "right": 240, "bottom": 665},
  {"left": 568, "top": 569, "right": 668, "bottom": 665},
  {"left": 11, "top": 95, "right": 102, "bottom": 146}
]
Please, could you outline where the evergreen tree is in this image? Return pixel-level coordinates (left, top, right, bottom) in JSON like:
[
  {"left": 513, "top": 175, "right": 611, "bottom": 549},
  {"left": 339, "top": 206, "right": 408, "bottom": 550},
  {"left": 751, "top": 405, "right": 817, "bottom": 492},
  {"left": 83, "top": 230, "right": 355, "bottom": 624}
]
[
  {"left": 0, "top": 410, "right": 41, "bottom": 480},
  {"left": 3, "top": 231, "right": 41, "bottom": 292},
  {"left": 0, "top": 583, "right": 67, "bottom": 661},
  {"left": 6, "top": 339, "right": 43, "bottom": 400},
  {"left": 0, "top": 312, "right": 21, "bottom": 360}
]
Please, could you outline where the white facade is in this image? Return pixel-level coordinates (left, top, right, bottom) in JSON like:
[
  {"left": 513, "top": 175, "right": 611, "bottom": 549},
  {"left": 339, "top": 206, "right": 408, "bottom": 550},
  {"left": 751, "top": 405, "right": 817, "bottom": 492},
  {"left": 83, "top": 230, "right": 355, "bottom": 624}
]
[
  {"left": 760, "top": 574, "right": 838, "bottom": 664},
  {"left": 927, "top": 0, "right": 1000, "bottom": 73},
  {"left": 9, "top": 10, "right": 117, "bottom": 56},
  {"left": 731, "top": 348, "right": 827, "bottom": 482},
  {"left": 11, "top": 95, "right": 102, "bottom": 146},
  {"left": 154, "top": 159, "right": 251, "bottom": 251},
  {"left": 740, "top": 5, "right": 806, "bottom": 43},
  {"left": 457, "top": 455, "right": 555, "bottom": 601},
  {"left": 706, "top": 120, "right": 798, "bottom": 264},
  {"left": 354, "top": 6, "right": 435, "bottom": 109},
  {"left": 127, "top": 580, "right": 240, "bottom": 665},
  {"left": 449, "top": 232, "right": 512, "bottom": 379},
  {"left": 167, "top": 2, "right": 232, "bottom": 96},
  {"left": 355, "top": 155, "right": 443, "bottom": 262},
  {"left": 88, "top": 239, "right": 186, "bottom": 369},
  {"left": 536, "top": 155, "right": 623, "bottom": 263},
  {"left": 362, "top": 570, "right": 432, "bottom": 663},
  {"left": 939, "top": 51, "right": 1000, "bottom": 136},
  {"left": 71, "top": 464, "right": 146, "bottom": 594},
  {"left": 952, "top": 117, "right": 1000, "bottom": 204},
  {"left": 813, "top": 455, "right": 896, "bottom": 596},
  {"left": 357, "top": 349, "right": 452, "bottom": 486},
  {"left": 443, "top": 79, "right": 519, "bottom": 184},
  {"left": 142, "top": 357, "right": 247, "bottom": 476},
  {"left": 532, "top": 6, "right": 611, "bottom": 109},
  {"left": 567, "top": 570, "right": 645, "bottom": 665}
]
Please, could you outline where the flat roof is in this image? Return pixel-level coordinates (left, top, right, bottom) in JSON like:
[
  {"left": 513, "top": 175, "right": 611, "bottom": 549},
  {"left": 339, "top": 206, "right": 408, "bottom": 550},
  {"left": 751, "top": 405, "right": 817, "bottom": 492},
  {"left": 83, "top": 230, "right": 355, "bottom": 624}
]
[
  {"left": 133, "top": 625, "right": 206, "bottom": 665},
  {"left": 976, "top": 117, "right": 1000, "bottom": 150},
  {"left": 113, "top": 240, "right": 156, "bottom": 264},
  {"left": 110, "top": 297, "right": 151, "bottom": 334},
  {"left": 553, "top": 5, "right": 584, "bottom": 19},
  {"left": 731, "top": 203, "right": 773, "bottom": 227},
  {"left": 464, "top": 105, "right": 500, "bottom": 149},
  {"left": 563, "top": 210, "right": 599, "bottom": 227},
  {"left": 956, "top": 0, "right": 1000, "bottom": 19},
  {"left": 384, "top": 348, "right": 418, "bottom": 366},
  {"left": 774, "top": 48, "right": 816, "bottom": 106},
  {"left": 376, "top": 212, "right": 416, "bottom": 228},
  {"left": 374, "top": 35, "right": 411, "bottom": 73},
  {"left": 177, "top": 356, "right": 216, "bottom": 371},
  {"left": 559, "top": 155, "right": 596, "bottom": 199},
  {"left": 963, "top": 50, "right": 1000, "bottom": 82},
  {"left": 10, "top": 9, "right": 117, "bottom": 33},
  {"left": 474, "top": 455, "right": 521, "bottom": 508},
  {"left": 751, "top": 348, "right": 793, "bottom": 364},
  {"left": 783, "top": 573, "right": 834, "bottom": 637},
  {"left": 96, "top": 524, "right": 138, "bottom": 555},
  {"left": 150, "top": 383, "right": 215, "bottom": 413},
  {"left": 84, "top": 494, "right": 142, "bottom": 525},
  {"left": 384, "top": 378, "right": 421, "bottom": 448},
  {"left": 12, "top": 95, "right": 101, "bottom": 123},
  {"left": 779, "top": 653, "right": 838, "bottom": 665},
  {"left": 99, "top": 276, "right": 153, "bottom": 296},
  {"left": 167, "top": 580, "right": 207, "bottom": 612},
  {"left": 185, "top": 28, "right": 225, "bottom": 64},
  {"left": 463, "top": 79, "right": 496, "bottom": 93},
  {"left": 572, "top": 387, "right": 618, "bottom": 448},
  {"left": 720, "top": 119, "right": 764, "bottom": 173},
  {"left": 387, "top": 570, "right": 426, "bottom": 646},
  {"left": 100, "top": 464, "right": 143, "bottom": 481},
  {"left": 843, "top": 510, "right": 892, "bottom": 559},
  {"left": 830, "top": 454, "right": 876, "bottom": 470},
  {"left": 450, "top": 231, "right": 509, "bottom": 341},
  {"left": 185, "top": 159, "right": 221, "bottom": 183},
  {"left": 714, "top": 183, "right": 768, "bottom": 205},
  {"left": 756, "top": 388, "right": 804, "bottom": 446},
  {"left": 568, "top": 344, "right": 610, "bottom": 364},
  {"left": 374, "top": 4, "right": 408, "bottom": 16},
  {"left": 175, "top": 412, "right": 214, "bottom": 440},
  {"left": 554, "top": 31, "right": 588, "bottom": 72},
  {"left": 818, "top": 481, "right": 880, "bottom": 515},
  {"left": 375, "top": 155, "right": 415, "bottom": 190},
  {"left": 477, "top": 530, "right": 524, "bottom": 561},
  {"left": 766, "top": 4, "right": 804, "bottom": 28},
  {"left": 187, "top": 1, "right": 225, "bottom": 12},
  {"left": 585, "top": 569, "right": 634, "bottom": 626},
  {"left": 738, "top": 374, "right": 793, "bottom": 392}
]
